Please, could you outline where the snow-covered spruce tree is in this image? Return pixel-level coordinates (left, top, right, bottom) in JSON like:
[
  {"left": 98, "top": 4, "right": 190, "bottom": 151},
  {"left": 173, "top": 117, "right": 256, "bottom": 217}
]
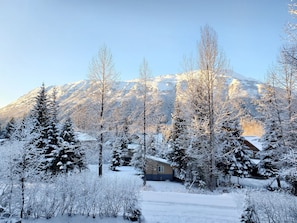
[
  {"left": 146, "top": 134, "right": 157, "bottom": 156},
  {"left": 130, "top": 143, "right": 144, "bottom": 171},
  {"left": 264, "top": 46, "right": 297, "bottom": 192},
  {"left": 4, "top": 117, "right": 16, "bottom": 139},
  {"left": 167, "top": 101, "right": 188, "bottom": 181},
  {"left": 110, "top": 137, "right": 122, "bottom": 171},
  {"left": 27, "top": 83, "right": 51, "bottom": 174},
  {"left": 229, "top": 147, "right": 253, "bottom": 180},
  {"left": 217, "top": 110, "right": 253, "bottom": 181},
  {"left": 45, "top": 88, "right": 61, "bottom": 175},
  {"left": 110, "top": 108, "right": 130, "bottom": 170},
  {"left": 0, "top": 121, "right": 2, "bottom": 138},
  {"left": 120, "top": 118, "right": 130, "bottom": 165},
  {"left": 58, "top": 117, "right": 86, "bottom": 173},
  {"left": 257, "top": 73, "right": 285, "bottom": 185}
]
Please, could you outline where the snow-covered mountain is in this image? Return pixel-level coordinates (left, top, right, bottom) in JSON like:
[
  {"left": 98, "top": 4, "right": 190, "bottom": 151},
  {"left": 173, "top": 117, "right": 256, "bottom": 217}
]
[{"left": 0, "top": 72, "right": 264, "bottom": 129}]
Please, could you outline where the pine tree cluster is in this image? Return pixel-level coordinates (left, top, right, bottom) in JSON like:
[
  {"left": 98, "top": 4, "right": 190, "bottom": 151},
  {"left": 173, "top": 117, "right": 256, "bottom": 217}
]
[{"left": 4, "top": 84, "right": 86, "bottom": 176}]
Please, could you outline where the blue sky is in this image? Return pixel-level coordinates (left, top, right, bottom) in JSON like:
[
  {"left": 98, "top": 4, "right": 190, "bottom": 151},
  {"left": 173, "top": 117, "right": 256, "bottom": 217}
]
[{"left": 0, "top": 0, "right": 291, "bottom": 108}]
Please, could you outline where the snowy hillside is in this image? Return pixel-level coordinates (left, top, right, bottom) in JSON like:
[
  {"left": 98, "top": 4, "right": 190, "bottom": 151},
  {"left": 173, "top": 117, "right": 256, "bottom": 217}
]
[{"left": 0, "top": 72, "right": 264, "bottom": 126}]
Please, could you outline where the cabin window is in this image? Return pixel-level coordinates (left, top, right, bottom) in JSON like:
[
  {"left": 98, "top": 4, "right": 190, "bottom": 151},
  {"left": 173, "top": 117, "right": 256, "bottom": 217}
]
[{"left": 158, "top": 165, "right": 164, "bottom": 173}]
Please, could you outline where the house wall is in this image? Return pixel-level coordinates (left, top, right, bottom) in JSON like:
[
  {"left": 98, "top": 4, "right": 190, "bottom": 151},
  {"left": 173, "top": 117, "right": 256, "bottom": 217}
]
[{"left": 146, "top": 159, "right": 173, "bottom": 181}]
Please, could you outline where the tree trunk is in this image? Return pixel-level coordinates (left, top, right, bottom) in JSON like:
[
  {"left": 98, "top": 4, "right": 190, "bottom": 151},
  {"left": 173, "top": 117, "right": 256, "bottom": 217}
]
[
  {"left": 143, "top": 94, "right": 147, "bottom": 187},
  {"left": 98, "top": 101, "right": 103, "bottom": 176},
  {"left": 20, "top": 177, "right": 25, "bottom": 220},
  {"left": 98, "top": 131, "right": 103, "bottom": 176},
  {"left": 98, "top": 88, "right": 104, "bottom": 176},
  {"left": 276, "top": 175, "right": 282, "bottom": 188}
]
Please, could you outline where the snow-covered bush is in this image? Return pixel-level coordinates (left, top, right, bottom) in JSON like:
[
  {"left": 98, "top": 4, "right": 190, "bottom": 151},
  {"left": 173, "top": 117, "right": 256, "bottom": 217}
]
[
  {"left": 241, "top": 192, "right": 260, "bottom": 223},
  {"left": 244, "top": 190, "right": 297, "bottom": 223},
  {"left": 22, "top": 171, "right": 140, "bottom": 219},
  {"left": 0, "top": 145, "right": 140, "bottom": 221}
]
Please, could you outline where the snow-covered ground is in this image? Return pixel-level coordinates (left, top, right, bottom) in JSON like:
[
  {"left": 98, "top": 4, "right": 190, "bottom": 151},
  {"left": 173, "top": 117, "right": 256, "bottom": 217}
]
[
  {"left": 22, "top": 190, "right": 243, "bottom": 223},
  {"left": 21, "top": 165, "right": 246, "bottom": 223},
  {"left": 141, "top": 190, "right": 243, "bottom": 223}
]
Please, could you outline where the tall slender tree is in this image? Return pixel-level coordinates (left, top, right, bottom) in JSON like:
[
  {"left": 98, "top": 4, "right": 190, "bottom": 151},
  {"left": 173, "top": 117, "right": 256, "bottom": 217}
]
[
  {"left": 29, "top": 83, "right": 51, "bottom": 173},
  {"left": 184, "top": 25, "right": 229, "bottom": 190},
  {"left": 88, "top": 45, "right": 118, "bottom": 176},
  {"left": 138, "top": 58, "right": 151, "bottom": 186},
  {"left": 45, "top": 88, "right": 61, "bottom": 174}
]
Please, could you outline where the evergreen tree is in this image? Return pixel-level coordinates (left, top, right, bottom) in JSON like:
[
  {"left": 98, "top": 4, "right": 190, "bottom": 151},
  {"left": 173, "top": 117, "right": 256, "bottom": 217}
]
[
  {"left": 229, "top": 147, "right": 253, "bottom": 179},
  {"left": 147, "top": 134, "right": 157, "bottom": 156},
  {"left": 13, "top": 115, "right": 39, "bottom": 143},
  {"left": 4, "top": 117, "right": 16, "bottom": 139},
  {"left": 257, "top": 73, "right": 285, "bottom": 188},
  {"left": 218, "top": 111, "right": 253, "bottom": 179},
  {"left": 58, "top": 117, "right": 86, "bottom": 173},
  {"left": 0, "top": 122, "right": 2, "bottom": 138},
  {"left": 110, "top": 137, "right": 122, "bottom": 171},
  {"left": 258, "top": 118, "right": 283, "bottom": 178},
  {"left": 167, "top": 102, "right": 188, "bottom": 180},
  {"left": 28, "top": 83, "right": 51, "bottom": 173},
  {"left": 120, "top": 118, "right": 130, "bottom": 165},
  {"left": 130, "top": 144, "right": 144, "bottom": 171},
  {"left": 45, "top": 89, "right": 61, "bottom": 174}
]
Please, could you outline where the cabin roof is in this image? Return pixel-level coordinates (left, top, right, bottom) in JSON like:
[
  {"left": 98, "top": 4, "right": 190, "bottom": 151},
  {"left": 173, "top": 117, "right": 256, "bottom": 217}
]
[
  {"left": 243, "top": 136, "right": 262, "bottom": 151},
  {"left": 146, "top": 155, "right": 170, "bottom": 165}
]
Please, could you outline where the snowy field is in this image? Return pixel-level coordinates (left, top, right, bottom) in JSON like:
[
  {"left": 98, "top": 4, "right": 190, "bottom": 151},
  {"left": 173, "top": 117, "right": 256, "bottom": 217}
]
[
  {"left": 20, "top": 165, "right": 245, "bottom": 223},
  {"left": 141, "top": 190, "right": 243, "bottom": 223}
]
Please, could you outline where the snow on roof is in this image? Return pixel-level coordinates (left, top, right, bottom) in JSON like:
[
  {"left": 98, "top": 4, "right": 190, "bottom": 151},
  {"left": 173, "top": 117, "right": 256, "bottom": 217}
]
[
  {"left": 128, "top": 144, "right": 141, "bottom": 150},
  {"left": 146, "top": 155, "right": 170, "bottom": 165},
  {"left": 244, "top": 136, "right": 263, "bottom": 151},
  {"left": 75, "top": 132, "right": 96, "bottom": 142},
  {"left": 251, "top": 159, "right": 260, "bottom": 165}
]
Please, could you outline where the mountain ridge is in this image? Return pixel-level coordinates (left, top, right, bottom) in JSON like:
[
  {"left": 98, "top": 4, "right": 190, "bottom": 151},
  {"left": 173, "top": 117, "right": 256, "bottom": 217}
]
[{"left": 0, "top": 72, "right": 264, "bottom": 135}]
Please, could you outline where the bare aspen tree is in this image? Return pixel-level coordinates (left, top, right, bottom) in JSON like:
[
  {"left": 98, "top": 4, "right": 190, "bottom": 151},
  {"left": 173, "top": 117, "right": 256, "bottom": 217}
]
[
  {"left": 139, "top": 58, "right": 151, "bottom": 187},
  {"left": 287, "top": 0, "right": 297, "bottom": 42},
  {"left": 272, "top": 47, "right": 297, "bottom": 150},
  {"left": 89, "top": 45, "right": 118, "bottom": 176},
  {"left": 183, "top": 25, "right": 229, "bottom": 190},
  {"left": 199, "top": 25, "right": 228, "bottom": 190}
]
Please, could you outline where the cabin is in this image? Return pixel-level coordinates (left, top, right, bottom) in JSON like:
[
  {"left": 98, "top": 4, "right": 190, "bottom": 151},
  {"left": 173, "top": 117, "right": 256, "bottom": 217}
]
[
  {"left": 145, "top": 156, "right": 174, "bottom": 181},
  {"left": 243, "top": 136, "right": 262, "bottom": 159}
]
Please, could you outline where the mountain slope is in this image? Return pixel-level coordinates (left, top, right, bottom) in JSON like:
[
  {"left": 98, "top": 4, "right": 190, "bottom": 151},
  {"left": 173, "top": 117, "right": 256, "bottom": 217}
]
[{"left": 0, "top": 72, "right": 264, "bottom": 134}]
